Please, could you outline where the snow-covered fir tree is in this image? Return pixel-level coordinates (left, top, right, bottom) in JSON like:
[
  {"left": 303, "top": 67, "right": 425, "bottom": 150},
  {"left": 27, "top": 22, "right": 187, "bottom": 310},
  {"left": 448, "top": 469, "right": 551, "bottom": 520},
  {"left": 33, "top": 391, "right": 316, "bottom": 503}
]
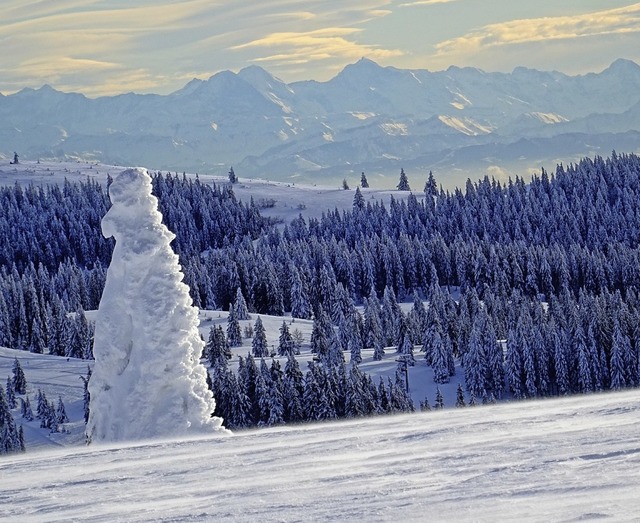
[{"left": 252, "top": 316, "right": 269, "bottom": 358}]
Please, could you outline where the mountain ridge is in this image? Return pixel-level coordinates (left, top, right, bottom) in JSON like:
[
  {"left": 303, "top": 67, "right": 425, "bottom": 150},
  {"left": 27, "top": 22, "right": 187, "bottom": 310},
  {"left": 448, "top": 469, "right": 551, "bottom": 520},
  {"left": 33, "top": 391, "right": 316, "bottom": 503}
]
[{"left": 2, "top": 59, "right": 640, "bottom": 188}]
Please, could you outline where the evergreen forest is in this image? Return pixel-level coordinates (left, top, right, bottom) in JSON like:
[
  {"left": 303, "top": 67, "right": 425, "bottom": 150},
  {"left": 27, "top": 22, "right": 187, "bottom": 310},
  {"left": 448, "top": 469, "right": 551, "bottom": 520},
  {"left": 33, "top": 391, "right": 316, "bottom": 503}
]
[{"left": 2, "top": 152, "right": 640, "bottom": 436}]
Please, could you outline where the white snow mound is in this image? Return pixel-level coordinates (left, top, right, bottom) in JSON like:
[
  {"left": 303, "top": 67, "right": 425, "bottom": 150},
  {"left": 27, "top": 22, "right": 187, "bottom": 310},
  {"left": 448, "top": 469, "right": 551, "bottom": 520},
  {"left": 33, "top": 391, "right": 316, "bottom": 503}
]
[{"left": 86, "top": 167, "right": 225, "bottom": 443}]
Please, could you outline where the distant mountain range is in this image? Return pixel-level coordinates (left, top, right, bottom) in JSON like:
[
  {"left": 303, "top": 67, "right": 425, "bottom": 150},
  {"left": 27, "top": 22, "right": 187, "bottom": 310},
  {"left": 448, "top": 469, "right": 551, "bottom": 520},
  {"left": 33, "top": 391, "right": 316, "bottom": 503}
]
[{"left": 2, "top": 58, "right": 640, "bottom": 188}]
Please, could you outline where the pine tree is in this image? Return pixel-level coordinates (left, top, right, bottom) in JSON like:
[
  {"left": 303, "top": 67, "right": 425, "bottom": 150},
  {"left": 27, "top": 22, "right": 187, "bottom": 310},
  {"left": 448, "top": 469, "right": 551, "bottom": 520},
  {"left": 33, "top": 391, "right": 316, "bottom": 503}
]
[
  {"left": 233, "top": 288, "right": 250, "bottom": 320},
  {"left": 278, "top": 321, "right": 295, "bottom": 357},
  {"left": 465, "top": 314, "right": 488, "bottom": 399},
  {"left": 430, "top": 328, "right": 449, "bottom": 384},
  {"left": 397, "top": 168, "right": 410, "bottom": 191},
  {"left": 434, "top": 387, "right": 444, "bottom": 410},
  {"left": 455, "top": 383, "right": 466, "bottom": 407},
  {"left": 11, "top": 358, "right": 27, "bottom": 395},
  {"left": 610, "top": 320, "right": 629, "bottom": 390},
  {"left": 0, "top": 388, "right": 22, "bottom": 454},
  {"left": 227, "top": 307, "right": 243, "bottom": 347},
  {"left": 228, "top": 166, "right": 237, "bottom": 184},
  {"left": 424, "top": 171, "right": 437, "bottom": 197},
  {"left": 5, "top": 377, "right": 16, "bottom": 409},
  {"left": 360, "top": 172, "right": 369, "bottom": 188},
  {"left": 364, "top": 297, "right": 384, "bottom": 361},
  {"left": 20, "top": 397, "right": 34, "bottom": 421},
  {"left": 251, "top": 317, "right": 269, "bottom": 358},
  {"left": 206, "top": 325, "right": 231, "bottom": 367},
  {"left": 397, "top": 317, "right": 415, "bottom": 366},
  {"left": 290, "top": 267, "right": 312, "bottom": 320},
  {"left": 56, "top": 396, "right": 69, "bottom": 424},
  {"left": 419, "top": 396, "right": 431, "bottom": 411},
  {"left": 353, "top": 187, "right": 365, "bottom": 210}
]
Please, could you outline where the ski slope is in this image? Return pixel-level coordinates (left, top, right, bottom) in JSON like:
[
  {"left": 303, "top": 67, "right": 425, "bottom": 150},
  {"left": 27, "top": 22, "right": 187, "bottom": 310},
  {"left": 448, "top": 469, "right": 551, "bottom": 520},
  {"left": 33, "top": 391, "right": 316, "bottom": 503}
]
[{"left": 1, "top": 389, "right": 639, "bottom": 522}]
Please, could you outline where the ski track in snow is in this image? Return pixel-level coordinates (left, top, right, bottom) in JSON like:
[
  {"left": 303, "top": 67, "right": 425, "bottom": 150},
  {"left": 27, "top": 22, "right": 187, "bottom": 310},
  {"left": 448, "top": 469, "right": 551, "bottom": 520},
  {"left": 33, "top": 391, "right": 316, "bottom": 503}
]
[{"left": 1, "top": 391, "right": 640, "bottom": 522}]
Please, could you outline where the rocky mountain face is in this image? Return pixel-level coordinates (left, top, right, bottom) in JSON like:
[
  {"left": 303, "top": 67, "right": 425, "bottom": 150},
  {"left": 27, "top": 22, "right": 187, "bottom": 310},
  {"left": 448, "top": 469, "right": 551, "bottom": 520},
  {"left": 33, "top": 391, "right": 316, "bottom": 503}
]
[{"left": 2, "top": 58, "right": 640, "bottom": 188}]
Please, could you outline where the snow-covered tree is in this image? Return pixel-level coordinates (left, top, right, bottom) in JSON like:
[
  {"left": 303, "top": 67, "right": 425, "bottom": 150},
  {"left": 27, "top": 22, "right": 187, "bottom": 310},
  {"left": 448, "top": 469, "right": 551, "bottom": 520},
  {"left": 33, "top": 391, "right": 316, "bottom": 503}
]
[
  {"left": 227, "top": 307, "right": 243, "bottom": 347},
  {"left": 252, "top": 316, "right": 269, "bottom": 358},
  {"left": 278, "top": 321, "right": 295, "bottom": 357},
  {"left": 86, "top": 168, "right": 225, "bottom": 443},
  {"left": 233, "top": 288, "right": 250, "bottom": 320},
  {"left": 397, "top": 168, "right": 410, "bottom": 191},
  {"left": 11, "top": 358, "right": 27, "bottom": 395}
]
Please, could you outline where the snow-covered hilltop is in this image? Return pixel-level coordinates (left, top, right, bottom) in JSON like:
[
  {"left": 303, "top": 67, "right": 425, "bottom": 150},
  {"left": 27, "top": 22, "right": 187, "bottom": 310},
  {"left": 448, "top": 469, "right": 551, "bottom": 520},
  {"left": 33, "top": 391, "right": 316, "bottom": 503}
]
[{"left": 2, "top": 59, "right": 640, "bottom": 188}]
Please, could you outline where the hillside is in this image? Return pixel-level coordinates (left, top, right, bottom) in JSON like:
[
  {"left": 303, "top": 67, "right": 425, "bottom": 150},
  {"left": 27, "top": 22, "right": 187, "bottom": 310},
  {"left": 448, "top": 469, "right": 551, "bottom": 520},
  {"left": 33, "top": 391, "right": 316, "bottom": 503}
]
[
  {"left": 2, "top": 59, "right": 640, "bottom": 188},
  {"left": 2, "top": 156, "right": 640, "bottom": 520},
  {"left": 1, "top": 385, "right": 639, "bottom": 522}
]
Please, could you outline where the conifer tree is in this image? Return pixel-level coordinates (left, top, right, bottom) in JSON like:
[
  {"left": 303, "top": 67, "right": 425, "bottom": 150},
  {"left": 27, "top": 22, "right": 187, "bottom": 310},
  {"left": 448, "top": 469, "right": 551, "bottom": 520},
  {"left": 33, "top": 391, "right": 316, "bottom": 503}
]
[
  {"left": 206, "top": 325, "right": 231, "bottom": 367},
  {"left": 278, "top": 321, "right": 295, "bottom": 357},
  {"left": 227, "top": 307, "right": 243, "bottom": 347},
  {"left": 11, "top": 358, "right": 27, "bottom": 395},
  {"left": 424, "top": 171, "right": 437, "bottom": 197},
  {"left": 434, "top": 387, "right": 444, "bottom": 410},
  {"left": 360, "top": 172, "right": 369, "bottom": 188},
  {"left": 0, "top": 388, "right": 22, "bottom": 454},
  {"left": 5, "top": 377, "right": 16, "bottom": 409},
  {"left": 455, "top": 383, "right": 466, "bottom": 407},
  {"left": 20, "top": 397, "right": 34, "bottom": 421},
  {"left": 397, "top": 168, "right": 410, "bottom": 191},
  {"left": 353, "top": 187, "right": 365, "bottom": 210},
  {"left": 251, "top": 317, "right": 269, "bottom": 358},
  {"left": 56, "top": 396, "right": 69, "bottom": 424},
  {"left": 233, "top": 288, "right": 250, "bottom": 320}
]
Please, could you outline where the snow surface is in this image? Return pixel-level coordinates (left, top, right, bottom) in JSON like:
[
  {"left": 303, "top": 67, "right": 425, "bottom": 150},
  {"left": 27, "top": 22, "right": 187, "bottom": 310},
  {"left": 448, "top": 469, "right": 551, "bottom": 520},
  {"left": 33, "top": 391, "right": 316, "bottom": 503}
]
[
  {"left": 86, "top": 168, "right": 224, "bottom": 442},
  {"left": 1, "top": 388, "right": 640, "bottom": 522}
]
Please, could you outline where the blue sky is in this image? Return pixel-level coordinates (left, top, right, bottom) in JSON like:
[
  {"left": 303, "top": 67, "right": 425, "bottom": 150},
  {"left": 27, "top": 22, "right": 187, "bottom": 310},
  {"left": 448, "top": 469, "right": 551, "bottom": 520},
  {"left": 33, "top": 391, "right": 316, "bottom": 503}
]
[{"left": 2, "top": 0, "right": 640, "bottom": 96}]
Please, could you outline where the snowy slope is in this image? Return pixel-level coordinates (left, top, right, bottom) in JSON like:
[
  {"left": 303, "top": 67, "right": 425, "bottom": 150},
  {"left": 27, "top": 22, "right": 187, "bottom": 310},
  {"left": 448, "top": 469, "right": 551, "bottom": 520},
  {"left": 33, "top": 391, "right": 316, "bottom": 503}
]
[{"left": 1, "top": 388, "right": 639, "bottom": 522}]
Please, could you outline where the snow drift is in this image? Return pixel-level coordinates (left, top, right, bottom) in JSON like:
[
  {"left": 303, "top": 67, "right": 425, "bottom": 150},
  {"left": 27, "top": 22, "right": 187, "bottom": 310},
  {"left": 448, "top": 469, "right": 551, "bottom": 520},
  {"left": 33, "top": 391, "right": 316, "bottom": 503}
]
[{"left": 86, "top": 167, "right": 225, "bottom": 443}]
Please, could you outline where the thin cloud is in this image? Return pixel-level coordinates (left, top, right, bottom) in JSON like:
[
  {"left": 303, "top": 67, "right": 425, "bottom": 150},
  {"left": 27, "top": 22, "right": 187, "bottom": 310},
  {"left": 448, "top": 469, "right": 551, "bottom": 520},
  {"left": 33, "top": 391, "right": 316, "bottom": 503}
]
[
  {"left": 399, "top": 0, "right": 458, "bottom": 6},
  {"left": 435, "top": 3, "right": 640, "bottom": 56},
  {"left": 232, "top": 27, "right": 403, "bottom": 67}
]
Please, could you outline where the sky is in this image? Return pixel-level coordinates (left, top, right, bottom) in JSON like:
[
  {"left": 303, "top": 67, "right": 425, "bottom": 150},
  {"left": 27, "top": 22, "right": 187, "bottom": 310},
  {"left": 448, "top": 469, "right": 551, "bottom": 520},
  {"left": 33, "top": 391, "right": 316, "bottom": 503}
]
[{"left": 2, "top": 0, "right": 640, "bottom": 97}]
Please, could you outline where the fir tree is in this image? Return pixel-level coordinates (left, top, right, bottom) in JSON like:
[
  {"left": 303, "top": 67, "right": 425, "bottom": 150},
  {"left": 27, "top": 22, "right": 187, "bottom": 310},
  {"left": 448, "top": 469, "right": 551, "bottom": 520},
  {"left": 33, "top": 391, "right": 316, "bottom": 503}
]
[
  {"left": 360, "top": 172, "right": 369, "bottom": 188},
  {"left": 455, "top": 383, "right": 466, "bottom": 407},
  {"left": 434, "top": 387, "right": 444, "bottom": 410},
  {"left": 397, "top": 168, "right": 410, "bottom": 191},
  {"left": 11, "top": 358, "right": 27, "bottom": 395},
  {"left": 419, "top": 396, "right": 431, "bottom": 411},
  {"left": 424, "top": 171, "right": 437, "bottom": 197},
  {"left": 206, "top": 325, "right": 231, "bottom": 367},
  {"left": 56, "top": 396, "right": 69, "bottom": 425},
  {"left": 353, "top": 187, "right": 365, "bottom": 210},
  {"left": 278, "top": 321, "right": 295, "bottom": 357},
  {"left": 20, "top": 397, "right": 34, "bottom": 421},
  {"left": 233, "top": 288, "right": 250, "bottom": 320},
  {"left": 5, "top": 377, "right": 16, "bottom": 409},
  {"left": 251, "top": 317, "right": 269, "bottom": 358},
  {"left": 227, "top": 307, "right": 243, "bottom": 347}
]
